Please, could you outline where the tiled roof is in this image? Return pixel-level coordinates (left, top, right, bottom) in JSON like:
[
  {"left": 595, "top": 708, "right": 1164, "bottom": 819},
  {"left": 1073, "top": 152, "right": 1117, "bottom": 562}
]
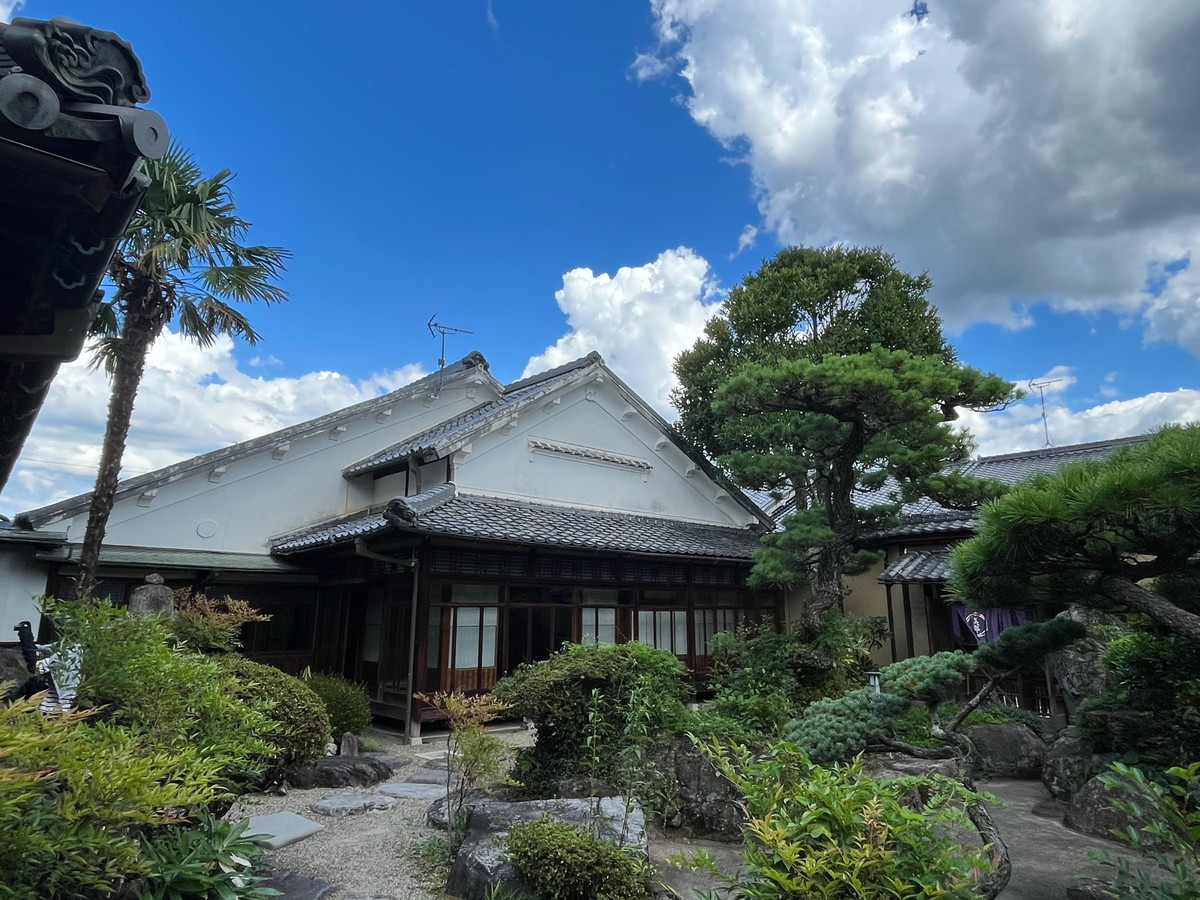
[
  {"left": 17, "top": 352, "right": 496, "bottom": 529},
  {"left": 271, "top": 483, "right": 762, "bottom": 559},
  {"left": 879, "top": 548, "right": 951, "bottom": 584},
  {"left": 36, "top": 544, "right": 311, "bottom": 573},
  {"left": 343, "top": 354, "right": 600, "bottom": 476},
  {"left": 862, "top": 435, "right": 1149, "bottom": 540}
]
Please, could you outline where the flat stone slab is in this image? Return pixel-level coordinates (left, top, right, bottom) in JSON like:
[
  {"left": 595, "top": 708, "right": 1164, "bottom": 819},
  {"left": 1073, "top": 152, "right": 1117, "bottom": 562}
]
[
  {"left": 404, "top": 766, "right": 456, "bottom": 785},
  {"left": 242, "top": 811, "right": 324, "bottom": 849},
  {"left": 375, "top": 781, "right": 445, "bottom": 800},
  {"left": 310, "top": 794, "right": 397, "bottom": 817},
  {"left": 259, "top": 872, "right": 336, "bottom": 900}
]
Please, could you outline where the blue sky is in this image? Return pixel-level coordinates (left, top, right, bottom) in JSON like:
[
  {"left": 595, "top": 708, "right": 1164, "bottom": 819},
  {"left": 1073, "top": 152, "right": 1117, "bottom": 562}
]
[{"left": 3, "top": 0, "right": 1199, "bottom": 513}]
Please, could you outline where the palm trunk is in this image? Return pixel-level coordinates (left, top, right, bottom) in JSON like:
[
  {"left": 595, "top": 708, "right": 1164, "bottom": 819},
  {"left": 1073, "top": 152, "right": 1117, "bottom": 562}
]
[{"left": 77, "top": 301, "right": 156, "bottom": 597}]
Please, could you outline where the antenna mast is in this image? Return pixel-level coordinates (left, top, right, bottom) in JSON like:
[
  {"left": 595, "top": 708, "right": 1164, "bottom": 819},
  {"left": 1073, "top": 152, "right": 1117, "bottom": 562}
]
[
  {"left": 1027, "top": 378, "right": 1062, "bottom": 448},
  {"left": 426, "top": 315, "right": 473, "bottom": 370}
]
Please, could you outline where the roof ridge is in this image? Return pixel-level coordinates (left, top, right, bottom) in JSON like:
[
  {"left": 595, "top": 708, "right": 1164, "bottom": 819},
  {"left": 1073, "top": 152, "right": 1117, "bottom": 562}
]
[
  {"left": 974, "top": 433, "right": 1147, "bottom": 465},
  {"left": 502, "top": 352, "right": 602, "bottom": 394}
]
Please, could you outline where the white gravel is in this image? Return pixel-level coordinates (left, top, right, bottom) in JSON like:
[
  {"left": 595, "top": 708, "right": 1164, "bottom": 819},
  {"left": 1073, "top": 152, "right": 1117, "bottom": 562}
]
[
  {"left": 227, "top": 735, "right": 450, "bottom": 899},
  {"left": 226, "top": 725, "right": 533, "bottom": 900}
]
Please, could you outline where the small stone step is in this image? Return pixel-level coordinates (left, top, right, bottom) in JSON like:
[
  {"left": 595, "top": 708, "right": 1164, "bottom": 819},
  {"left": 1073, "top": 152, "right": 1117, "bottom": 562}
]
[
  {"left": 310, "top": 794, "right": 397, "bottom": 817},
  {"left": 404, "top": 767, "right": 455, "bottom": 785},
  {"left": 375, "top": 781, "right": 446, "bottom": 800},
  {"left": 259, "top": 872, "right": 336, "bottom": 900},
  {"left": 242, "top": 812, "right": 324, "bottom": 850}
]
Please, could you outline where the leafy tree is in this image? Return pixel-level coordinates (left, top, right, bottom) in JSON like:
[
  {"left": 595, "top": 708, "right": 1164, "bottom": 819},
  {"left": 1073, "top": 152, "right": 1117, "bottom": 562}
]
[
  {"left": 950, "top": 425, "right": 1200, "bottom": 645},
  {"left": 78, "top": 143, "right": 289, "bottom": 595},
  {"left": 672, "top": 246, "right": 1017, "bottom": 631}
]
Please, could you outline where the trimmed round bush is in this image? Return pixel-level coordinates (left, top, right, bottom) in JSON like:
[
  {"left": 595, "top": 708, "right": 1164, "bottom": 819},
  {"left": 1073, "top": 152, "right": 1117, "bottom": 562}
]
[
  {"left": 304, "top": 671, "right": 372, "bottom": 737},
  {"left": 506, "top": 817, "right": 651, "bottom": 900},
  {"left": 493, "top": 641, "right": 690, "bottom": 796},
  {"left": 215, "top": 656, "right": 331, "bottom": 778}
]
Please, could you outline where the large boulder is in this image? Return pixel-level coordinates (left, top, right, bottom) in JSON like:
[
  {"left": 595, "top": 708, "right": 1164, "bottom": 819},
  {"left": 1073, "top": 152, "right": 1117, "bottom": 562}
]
[
  {"left": 1064, "top": 774, "right": 1149, "bottom": 844},
  {"left": 1042, "top": 730, "right": 1105, "bottom": 801},
  {"left": 964, "top": 723, "right": 1046, "bottom": 779},
  {"left": 446, "top": 797, "right": 645, "bottom": 900},
  {"left": 863, "top": 751, "right": 967, "bottom": 781},
  {"left": 287, "top": 754, "right": 404, "bottom": 789},
  {"left": 650, "top": 739, "right": 743, "bottom": 841},
  {"left": 1047, "top": 606, "right": 1119, "bottom": 715}
]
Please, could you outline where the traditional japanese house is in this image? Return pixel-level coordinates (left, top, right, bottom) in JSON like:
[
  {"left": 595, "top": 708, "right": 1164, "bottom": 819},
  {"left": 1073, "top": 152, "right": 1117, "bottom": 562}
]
[{"left": 0, "top": 352, "right": 778, "bottom": 739}]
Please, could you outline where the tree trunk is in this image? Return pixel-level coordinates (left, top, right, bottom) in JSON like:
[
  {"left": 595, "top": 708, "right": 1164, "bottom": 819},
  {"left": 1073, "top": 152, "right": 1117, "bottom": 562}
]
[
  {"left": 77, "top": 299, "right": 156, "bottom": 597},
  {"left": 1110, "top": 578, "right": 1200, "bottom": 644},
  {"left": 801, "top": 551, "right": 843, "bottom": 635}
]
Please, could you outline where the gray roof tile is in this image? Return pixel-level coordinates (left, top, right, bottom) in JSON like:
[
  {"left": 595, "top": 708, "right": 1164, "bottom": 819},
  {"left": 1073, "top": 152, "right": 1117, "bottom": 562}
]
[
  {"left": 863, "top": 435, "right": 1148, "bottom": 540},
  {"left": 879, "top": 548, "right": 951, "bottom": 584},
  {"left": 272, "top": 483, "right": 762, "bottom": 559}
]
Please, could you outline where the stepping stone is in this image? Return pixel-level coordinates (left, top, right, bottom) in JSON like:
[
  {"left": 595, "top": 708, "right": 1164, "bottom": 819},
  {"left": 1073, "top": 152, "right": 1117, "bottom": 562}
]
[
  {"left": 375, "top": 781, "right": 446, "bottom": 800},
  {"left": 259, "top": 872, "right": 336, "bottom": 900},
  {"left": 242, "top": 812, "right": 324, "bottom": 849},
  {"left": 310, "top": 794, "right": 397, "bottom": 817},
  {"left": 405, "top": 767, "right": 455, "bottom": 785}
]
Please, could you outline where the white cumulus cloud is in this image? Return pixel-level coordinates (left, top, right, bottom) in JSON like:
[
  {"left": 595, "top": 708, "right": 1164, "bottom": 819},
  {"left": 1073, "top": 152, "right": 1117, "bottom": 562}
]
[
  {"left": 643, "top": 0, "right": 1200, "bottom": 352},
  {"left": 0, "top": 1, "right": 24, "bottom": 22},
  {"left": 525, "top": 247, "right": 723, "bottom": 415},
  {"left": 0, "top": 332, "right": 427, "bottom": 515}
]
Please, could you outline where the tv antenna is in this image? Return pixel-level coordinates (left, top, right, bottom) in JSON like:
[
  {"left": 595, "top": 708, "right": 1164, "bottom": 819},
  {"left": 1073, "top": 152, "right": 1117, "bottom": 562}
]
[
  {"left": 426, "top": 315, "right": 473, "bottom": 369},
  {"left": 1028, "top": 378, "right": 1062, "bottom": 448}
]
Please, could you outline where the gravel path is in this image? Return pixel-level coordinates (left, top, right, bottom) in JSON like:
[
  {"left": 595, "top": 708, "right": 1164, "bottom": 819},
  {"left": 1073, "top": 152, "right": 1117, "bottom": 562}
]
[{"left": 227, "top": 731, "right": 455, "bottom": 900}]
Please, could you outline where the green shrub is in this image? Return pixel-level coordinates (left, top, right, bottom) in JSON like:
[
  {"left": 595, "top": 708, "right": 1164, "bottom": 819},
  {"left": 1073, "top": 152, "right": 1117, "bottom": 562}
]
[
  {"left": 215, "top": 655, "right": 331, "bottom": 777},
  {"left": 782, "top": 687, "right": 911, "bottom": 763},
  {"left": 133, "top": 812, "right": 279, "bottom": 900},
  {"left": 167, "top": 589, "right": 271, "bottom": 653},
  {"left": 45, "top": 598, "right": 278, "bottom": 784},
  {"left": 705, "top": 613, "right": 888, "bottom": 737},
  {"left": 0, "top": 689, "right": 222, "bottom": 899},
  {"left": 505, "top": 817, "right": 651, "bottom": 900},
  {"left": 703, "top": 687, "right": 796, "bottom": 737},
  {"left": 1088, "top": 761, "right": 1200, "bottom": 899},
  {"left": 493, "top": 642, "right": 689, "bottom": 796},
  {"left": 1084, "top": 621, "right": 1200, "bottom": 768},
  {"left": 689, "top": 738, "right": 992, "bottom": 899},
  {"left": 303, "top": 671, "right": 372, "bottom": 737}
]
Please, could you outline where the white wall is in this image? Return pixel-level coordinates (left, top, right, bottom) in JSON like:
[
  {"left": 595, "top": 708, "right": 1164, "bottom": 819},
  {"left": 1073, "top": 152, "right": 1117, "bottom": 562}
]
[
  {"left": 46, "top": 381, "right": 492, "bottom": 553},
  {"left": 0, "top": 545, "right": 48, "bottom": 627},
  {"left": 453, "top": 378, "right": 759, "bottom": 528}
]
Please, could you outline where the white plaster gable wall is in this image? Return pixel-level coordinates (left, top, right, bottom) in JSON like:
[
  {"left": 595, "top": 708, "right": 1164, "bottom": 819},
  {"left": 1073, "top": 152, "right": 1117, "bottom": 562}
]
[
  {"left": 0, "top": 545, "right": 48, "bottom": 626},
  {"left": 45, "top": 382, "right": 493, "bottom": 554},
  {"left": 451, "top": 377, "right": 758, "bottom": 528}
]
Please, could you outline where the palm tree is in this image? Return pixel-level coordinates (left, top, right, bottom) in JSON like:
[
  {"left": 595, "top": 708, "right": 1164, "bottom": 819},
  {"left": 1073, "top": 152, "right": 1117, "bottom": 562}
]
[{"left": 77, "top": 142, "right": 289, "bottom": 595}]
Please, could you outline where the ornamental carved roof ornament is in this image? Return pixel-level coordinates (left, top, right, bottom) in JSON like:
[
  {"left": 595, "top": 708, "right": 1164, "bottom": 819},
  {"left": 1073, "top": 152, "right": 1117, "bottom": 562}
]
[
  {"left": 0, "top": 16, "right": 167, "bottom": 493},
  {"left": 2, "top": 16, "right": 150, "bottom": 107}
]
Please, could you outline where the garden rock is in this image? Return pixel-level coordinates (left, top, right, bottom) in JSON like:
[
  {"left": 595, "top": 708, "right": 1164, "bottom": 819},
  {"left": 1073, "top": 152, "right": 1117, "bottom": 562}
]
[
  {"left": 863, "top": 751, "right": 967, "bottom": 781},
  {"left": 339, "top": 732, "right": 359, "bottom": 756},
  {"left": 376, "top": 781, "right": 445, "bottom": 801},
  {"left": 259, "top": 872, "right": 336, "bottom": 900},
  {"left": 965, "top": 723, "right": 1045, "bottom": 779},
  {"left": 446, "top": 797, "right": 645, "bottom": 900},
  {"left": 1048, "top": 605, "right": 1119, "bottom": 715},
  {"left": 1064, "top": 774, "right": 1150, "bottom": 843},
  {"left": 1042, "top": 731, "right": 1105, "bottom": 801},
  {"left": 553, "top": 776, "right": 620, "bottom": 799},
  {"left": 405, "top": 766, "right": 456, "bottom": 786},
  {"left": 287, "top": 755, "right": 404, "bottom": 789},
  {"left": 650, "top": 739, "right": 743, "bottom": 841},
  {"left": 309, "top": 793, "right": 396, "bottom": 817},
  {"left": 426, "top": 787, "right": 491, "bottom": 830}
]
